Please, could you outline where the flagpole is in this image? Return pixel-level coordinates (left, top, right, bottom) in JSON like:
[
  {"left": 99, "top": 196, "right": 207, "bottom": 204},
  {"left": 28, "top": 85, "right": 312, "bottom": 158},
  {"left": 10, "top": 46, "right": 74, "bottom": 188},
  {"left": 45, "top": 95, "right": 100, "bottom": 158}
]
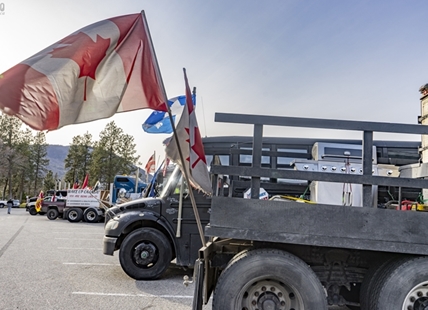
[
  {"left": 135, "top": 167, "right": 139, "bottom": 194},
  {"left": 142, "top": 10, "right": 206, "bottom": 247},
  {"left": 173, "top": 68, "right": 207, "bottom": 247}
]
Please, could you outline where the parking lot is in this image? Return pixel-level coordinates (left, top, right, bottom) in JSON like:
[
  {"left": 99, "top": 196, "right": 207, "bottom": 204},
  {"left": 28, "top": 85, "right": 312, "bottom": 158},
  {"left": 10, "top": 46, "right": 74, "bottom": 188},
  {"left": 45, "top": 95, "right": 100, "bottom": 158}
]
[
  {"left": 0, "top": 208, "right": 212, "bottom": 310},
  {"left": 0, "top": 208, "right": 352, "bottom": 310}
]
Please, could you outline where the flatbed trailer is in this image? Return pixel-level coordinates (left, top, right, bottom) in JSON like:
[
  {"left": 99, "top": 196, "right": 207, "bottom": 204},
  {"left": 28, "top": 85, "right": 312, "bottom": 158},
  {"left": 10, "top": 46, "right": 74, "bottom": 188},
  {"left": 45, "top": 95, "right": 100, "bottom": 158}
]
[{"left": 192, "top": 101, "right": 428, "bottom": 310}]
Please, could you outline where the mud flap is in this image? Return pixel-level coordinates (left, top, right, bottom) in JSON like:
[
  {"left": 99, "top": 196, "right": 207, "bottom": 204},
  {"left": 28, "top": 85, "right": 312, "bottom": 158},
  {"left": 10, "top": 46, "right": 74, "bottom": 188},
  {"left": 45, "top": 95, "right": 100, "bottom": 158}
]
[{"left": 192, "top": 258, "right": 204, "bottom": 310}]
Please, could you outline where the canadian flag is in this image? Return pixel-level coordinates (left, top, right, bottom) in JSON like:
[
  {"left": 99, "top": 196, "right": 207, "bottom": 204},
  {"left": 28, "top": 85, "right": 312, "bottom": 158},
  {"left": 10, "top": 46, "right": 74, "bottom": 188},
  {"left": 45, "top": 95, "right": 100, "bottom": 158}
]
[
  {"left": 0, "top": 12, "right": 167, "bottom": 131},
  {"left": 145, "top": 154, "right": 156, "bottom": 174},
  {"left": 165, "top": 69, "right": 212, "bottom": 195}
]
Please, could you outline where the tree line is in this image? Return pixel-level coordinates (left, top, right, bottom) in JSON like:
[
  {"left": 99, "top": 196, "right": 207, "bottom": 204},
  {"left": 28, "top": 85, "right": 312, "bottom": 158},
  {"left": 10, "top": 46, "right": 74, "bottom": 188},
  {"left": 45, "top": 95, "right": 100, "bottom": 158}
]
[{"left": 0, "top": 114, "right": 140, "bottom": 201}]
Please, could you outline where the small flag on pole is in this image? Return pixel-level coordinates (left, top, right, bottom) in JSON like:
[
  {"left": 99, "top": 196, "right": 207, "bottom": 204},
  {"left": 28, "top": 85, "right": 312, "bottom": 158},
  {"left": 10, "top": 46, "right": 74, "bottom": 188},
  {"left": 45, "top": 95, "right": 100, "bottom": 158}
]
[
  {"left": 142, "top": 94, "right": 196, "bottom": 134},
  {"left": 35, "top": 190, "right": 44, "bottom": 212},
  {"left": 145, "top": 153, "right": 156, "bottom": 182},
  {"left": 163, "top": 156, "right": 170, "bottom": 177},
  {"left": 73, "top": 179, "right": 79, "bottom": 189},
  {"left": 81, "top": 174, "right": 89, "bottom": 189},
  {"left": 164, "top": 69, "right": 212, "bottom": 195}
]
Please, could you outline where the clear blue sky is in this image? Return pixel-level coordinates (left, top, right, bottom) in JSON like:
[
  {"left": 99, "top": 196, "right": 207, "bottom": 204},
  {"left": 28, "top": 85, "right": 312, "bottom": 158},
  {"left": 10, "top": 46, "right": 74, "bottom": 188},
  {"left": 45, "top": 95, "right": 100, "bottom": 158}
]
[{"left": 1, "top": 0, "right": 427, "bottom": 165}]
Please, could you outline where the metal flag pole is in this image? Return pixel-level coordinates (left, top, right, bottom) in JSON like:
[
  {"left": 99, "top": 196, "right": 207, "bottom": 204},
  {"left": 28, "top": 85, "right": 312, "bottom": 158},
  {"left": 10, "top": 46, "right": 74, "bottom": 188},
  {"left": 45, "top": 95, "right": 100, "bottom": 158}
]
[
  {"left": 141, "top": 11, "right": 206, "bottom": 247},
  {"left": 135, "top": 167, "right": 139, "bottom": 194}
]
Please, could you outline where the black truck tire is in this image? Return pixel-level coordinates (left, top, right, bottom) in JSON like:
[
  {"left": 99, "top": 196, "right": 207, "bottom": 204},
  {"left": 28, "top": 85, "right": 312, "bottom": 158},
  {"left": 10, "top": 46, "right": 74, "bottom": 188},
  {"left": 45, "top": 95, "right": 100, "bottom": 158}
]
[
  {"left": 67, "top": 208, "right": 83, "bottom": 222},
  {"left": 119, "top": 227, "right": 172, "bottom": 280},
  {"left": 47, "top": 208, "right": 59, "bottom": 220},
  {"left": 360, "top": 256, "right": 398, "bottom": 310},
  {"left": 371, "top": 256, "right": 428, "bottom": 310},
  {"left": 212, "top": 248, "right": 328, "bottom": 310},
  {"left": 83, "top": 208, "right": 99, "bottom": 223},
  {"left": 29, "top": 207, "right": 37, "bottom": 215}
]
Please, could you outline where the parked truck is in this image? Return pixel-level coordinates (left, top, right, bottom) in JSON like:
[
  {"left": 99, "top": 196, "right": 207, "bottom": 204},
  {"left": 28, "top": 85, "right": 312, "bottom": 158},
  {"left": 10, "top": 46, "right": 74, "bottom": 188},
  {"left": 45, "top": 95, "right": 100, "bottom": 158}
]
[
  {"left": 38, "top": 175, "right": 147, "bottom": 222},
  {"left": 110, "top": 174, "right": 147, "bottom": 204},
  {"left": 189, "top": 94, "right": 428, "bottom": 310},
  {"left": 103, "top": 136, "right": 274, "bottom": 280},
  {"left": 41, "top": 189, "right": 107, "bottom": 222},
  {"left": 102, "top": 135, "right": 420, "bottom": 287},
  {"left": 27, "top": 190, "right": 68, "bottom": 215}
]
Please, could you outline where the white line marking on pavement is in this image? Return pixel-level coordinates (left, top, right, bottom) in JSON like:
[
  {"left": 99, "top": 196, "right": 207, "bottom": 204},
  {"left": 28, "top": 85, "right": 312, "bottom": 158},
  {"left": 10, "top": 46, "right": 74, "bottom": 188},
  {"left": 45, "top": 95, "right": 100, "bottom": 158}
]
[
  {"left": 63, "top": 263, "right": 120, "bottom": 266},
  {"left": 55, "top": 238, "right": 100, "bottom": 240},
  {"left": 72, "top": 292, "right": 193, "bottom": 298},
  {"left": 53, "top": 232, "right": 102, "bottom": 235},
  {"left": 58, "top": 247, "right": 102, "bottom": 250}
]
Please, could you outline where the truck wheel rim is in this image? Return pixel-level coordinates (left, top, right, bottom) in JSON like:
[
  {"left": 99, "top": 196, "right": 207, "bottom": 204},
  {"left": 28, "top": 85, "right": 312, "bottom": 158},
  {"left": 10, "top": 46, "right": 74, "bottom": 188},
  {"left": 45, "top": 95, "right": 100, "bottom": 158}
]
[
  {"left": 69, "top": 211, "right": 77, "bottom": 220},
  {"left": 403, "top": 281, "right": 428, "bottom": 310},
  {"left": 133, "top": 242, "right": 157, "bottom": 267},
  {"left": 87, "top": 211, "right": 96, "bottom": 220},
  {"left": 239, "top": 279, "right": 302, "bottom": 310}
]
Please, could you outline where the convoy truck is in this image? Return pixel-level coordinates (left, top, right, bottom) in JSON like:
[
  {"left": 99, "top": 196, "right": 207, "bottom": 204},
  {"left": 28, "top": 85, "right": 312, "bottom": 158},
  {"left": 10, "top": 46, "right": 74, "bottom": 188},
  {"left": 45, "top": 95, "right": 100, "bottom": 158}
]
[
  {"left": 38, "top": 175, "right": 146, "bottom": 222},
  {"left": 102, "top": 134, "right": 420, "bottom": 288},
  {"left": 189, "top": 96, "right": 428, "bottom": 310},
  {"left": 27, "top": 190, "right": 68, "bottom": 215},
  {"left": 41, "top": 189, "right": 106, "bottom": 222},
  {"left": 102, "top": 137, "right": 230, "bottom": 280},
  {"left": 110, "top": 174, "right": 147, "bottom": 204}
]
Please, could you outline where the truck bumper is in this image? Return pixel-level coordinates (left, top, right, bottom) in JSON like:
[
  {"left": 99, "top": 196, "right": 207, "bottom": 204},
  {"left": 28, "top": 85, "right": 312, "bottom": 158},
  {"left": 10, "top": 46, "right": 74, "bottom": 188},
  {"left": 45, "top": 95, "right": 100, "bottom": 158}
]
[{"left": 103, "top": 236, "right": 117, "bottom": 255}]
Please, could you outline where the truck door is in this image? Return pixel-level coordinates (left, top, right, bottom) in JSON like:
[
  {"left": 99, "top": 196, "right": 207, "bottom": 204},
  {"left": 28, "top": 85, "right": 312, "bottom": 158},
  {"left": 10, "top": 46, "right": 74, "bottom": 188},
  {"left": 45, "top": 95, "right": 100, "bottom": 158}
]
[{"left": 162, "top": 175, "right": 211, "bottom": 267}]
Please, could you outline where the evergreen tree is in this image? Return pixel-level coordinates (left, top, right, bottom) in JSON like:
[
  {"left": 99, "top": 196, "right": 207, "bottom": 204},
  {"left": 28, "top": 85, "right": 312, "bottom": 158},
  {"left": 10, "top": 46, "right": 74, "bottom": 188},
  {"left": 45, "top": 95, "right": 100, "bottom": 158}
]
[
  {"left": 90, "top": 121, "right": 139, "bottom": 185},
  {"left": 43, "top": 170, "right": 56, "bottom": 192},
  {"left": 65, "top": 137, "right": 82, "bottom": 185},
  {"left": 16, "top": 129, "right": 33, "bottom": 200},
  {"left": 30, "top": 132, "right": 49, "bottom": 194},
  {"left": 0, "top": 114, "right": 26, "bottom": 199},
  {"left": 64, "top": 132, "right": 93, "bottom": 186}
]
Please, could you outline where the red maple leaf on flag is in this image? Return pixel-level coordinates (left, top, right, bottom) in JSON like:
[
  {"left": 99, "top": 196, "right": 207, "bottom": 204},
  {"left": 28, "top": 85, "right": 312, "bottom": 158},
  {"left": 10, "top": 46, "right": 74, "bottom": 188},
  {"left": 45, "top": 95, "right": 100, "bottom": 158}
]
[
  {"left": 185, "top": 126, "right": 207, "bottom": 169},
  {"left": 50, "top": 32, "right": 110, "bottom": 100}
]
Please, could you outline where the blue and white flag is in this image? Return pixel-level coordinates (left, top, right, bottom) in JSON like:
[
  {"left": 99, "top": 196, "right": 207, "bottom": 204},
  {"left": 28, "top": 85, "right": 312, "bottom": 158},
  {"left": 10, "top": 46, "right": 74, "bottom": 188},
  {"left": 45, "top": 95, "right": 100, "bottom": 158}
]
[{"left": 142, "top": 94, "right": 196, "bottom": 134}]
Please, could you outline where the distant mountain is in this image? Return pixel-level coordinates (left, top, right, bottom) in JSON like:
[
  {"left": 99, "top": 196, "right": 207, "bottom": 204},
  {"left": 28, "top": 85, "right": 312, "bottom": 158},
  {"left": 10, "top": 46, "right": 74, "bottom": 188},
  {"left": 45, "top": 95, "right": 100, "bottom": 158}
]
[{"left": 46, "top": 145, "right": 69, "bottom": 179}]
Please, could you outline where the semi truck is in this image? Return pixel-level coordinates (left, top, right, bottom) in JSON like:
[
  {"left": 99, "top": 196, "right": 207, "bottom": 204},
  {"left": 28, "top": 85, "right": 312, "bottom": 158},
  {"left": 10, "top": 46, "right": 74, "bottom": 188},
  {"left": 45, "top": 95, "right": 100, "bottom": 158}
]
[
  {"left": 189, "top": 90, "right": 428, "bottom": 310},
  {"left": 110, "top": 174, "right": 147, "bottom": 204}
]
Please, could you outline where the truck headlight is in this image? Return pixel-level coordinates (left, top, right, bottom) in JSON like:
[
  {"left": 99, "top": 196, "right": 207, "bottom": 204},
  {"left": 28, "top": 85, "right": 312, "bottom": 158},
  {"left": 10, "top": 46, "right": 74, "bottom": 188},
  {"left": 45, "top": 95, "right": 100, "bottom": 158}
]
[{"left": 105, "top": 219, "right": 119, "bottom": 231}]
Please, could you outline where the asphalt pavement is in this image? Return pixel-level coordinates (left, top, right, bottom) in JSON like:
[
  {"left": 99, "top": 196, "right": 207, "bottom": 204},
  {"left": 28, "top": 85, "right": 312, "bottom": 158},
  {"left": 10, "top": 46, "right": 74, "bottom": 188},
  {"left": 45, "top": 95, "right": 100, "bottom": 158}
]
[
  {"left": 0, "top": 208, "right": 211, "bottom": 310},
  {"left": 0, "top": 208, "right": 350, "bottom": 310}
]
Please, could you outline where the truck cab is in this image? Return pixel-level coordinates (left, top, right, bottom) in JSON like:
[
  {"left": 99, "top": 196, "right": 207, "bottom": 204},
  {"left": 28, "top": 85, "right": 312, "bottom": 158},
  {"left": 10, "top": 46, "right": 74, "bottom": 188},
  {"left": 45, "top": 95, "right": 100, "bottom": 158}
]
[
  {"left": 111, "top": 175, "right": 147, "bottom": 204},
  {"left": 103, "top": 163, "right": 212, "bottom": 280}
]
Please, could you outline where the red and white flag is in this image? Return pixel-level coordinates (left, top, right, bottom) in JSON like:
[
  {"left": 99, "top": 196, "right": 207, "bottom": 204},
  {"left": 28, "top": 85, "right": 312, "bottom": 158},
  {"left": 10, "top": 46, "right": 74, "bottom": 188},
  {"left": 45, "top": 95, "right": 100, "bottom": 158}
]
[
  {"left": 73, "top": 179, "right": 79, "bottom": 189},
  {"left": 145, "top": 153, "right": 156, "bottom": 174},
  {"left": 0, "top": 12, "right": 167, "bottom": 131},
  {"left": 81, "top": 174, "right": 89, "bottom": 189},
  {"left": 162, "top": 156, "right": 170, "bottom": 177},
  {"left": 165, "top": 69, "right": 212, "bottom": 195}
]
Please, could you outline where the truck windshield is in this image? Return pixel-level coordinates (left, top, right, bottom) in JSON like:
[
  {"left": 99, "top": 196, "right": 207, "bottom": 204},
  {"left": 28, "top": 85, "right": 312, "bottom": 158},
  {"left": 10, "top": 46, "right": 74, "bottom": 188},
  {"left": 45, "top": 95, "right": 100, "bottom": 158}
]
[{"left": 159, "top": 165, "right": 186, "bottom": 198}]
